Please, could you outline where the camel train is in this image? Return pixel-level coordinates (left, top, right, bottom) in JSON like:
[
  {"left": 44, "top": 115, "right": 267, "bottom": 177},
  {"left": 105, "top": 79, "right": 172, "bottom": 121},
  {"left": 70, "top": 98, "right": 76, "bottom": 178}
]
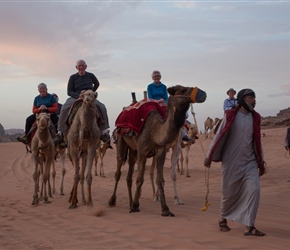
[
  {"left": 25, "top": 86, "right": 206, "bottom": 216},
  {"left": 109, "top": 85, "right": 206, "bottom": 216}
]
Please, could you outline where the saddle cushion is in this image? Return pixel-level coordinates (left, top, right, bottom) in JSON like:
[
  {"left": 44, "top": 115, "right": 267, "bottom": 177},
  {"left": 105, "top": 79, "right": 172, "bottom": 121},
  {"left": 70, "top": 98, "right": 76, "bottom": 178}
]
[{"left": 115, "top": 98, "right": 167, "bottom": 133}]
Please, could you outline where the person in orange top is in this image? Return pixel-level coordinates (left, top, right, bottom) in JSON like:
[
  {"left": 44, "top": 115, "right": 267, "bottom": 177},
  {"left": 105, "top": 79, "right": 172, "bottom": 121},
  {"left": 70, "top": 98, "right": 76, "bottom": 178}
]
[{"left": 17, "top": 83, "right": 58, "bottom": 144}]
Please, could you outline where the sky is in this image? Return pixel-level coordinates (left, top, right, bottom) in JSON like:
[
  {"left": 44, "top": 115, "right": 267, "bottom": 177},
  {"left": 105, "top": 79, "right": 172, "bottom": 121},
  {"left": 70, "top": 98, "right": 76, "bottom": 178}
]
[{"left": 1, "top": 0, "right": 290, "bottom": 133}]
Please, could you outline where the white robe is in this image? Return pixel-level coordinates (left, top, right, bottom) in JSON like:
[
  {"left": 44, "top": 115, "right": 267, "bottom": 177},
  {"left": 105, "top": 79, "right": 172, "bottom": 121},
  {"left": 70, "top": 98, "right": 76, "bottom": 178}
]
[{"left": 207, "top": 109, "right": 260, "bottom": 227}]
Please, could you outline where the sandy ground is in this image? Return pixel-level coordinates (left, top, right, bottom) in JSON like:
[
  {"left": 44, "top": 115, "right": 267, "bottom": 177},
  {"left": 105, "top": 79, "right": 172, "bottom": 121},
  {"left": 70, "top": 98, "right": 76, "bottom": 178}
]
[{"left": 1, "top": 127, "right": 290, "bottom": 249}]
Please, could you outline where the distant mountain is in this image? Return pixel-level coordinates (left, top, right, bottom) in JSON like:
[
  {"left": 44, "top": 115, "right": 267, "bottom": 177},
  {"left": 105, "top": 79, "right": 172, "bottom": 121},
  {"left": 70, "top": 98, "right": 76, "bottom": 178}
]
[
  {"left": 0, "top": 123, "right": 24, "bottom": 143},
  {"left": 5, "top": 129, "right": 24, "bottom": 135}
]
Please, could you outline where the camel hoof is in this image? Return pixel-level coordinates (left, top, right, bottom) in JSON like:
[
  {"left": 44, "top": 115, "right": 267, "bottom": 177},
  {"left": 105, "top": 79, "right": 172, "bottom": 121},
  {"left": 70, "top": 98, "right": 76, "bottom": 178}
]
[
  {"left": 44, "top": 199, "right": 51, "bottom": 204},
  {"left": 161, "top": 211, "right": 175, "bottom": 217},
  {"left": 69, "top": 204, "right": 78, "bottom": 209},
  {"left": 108, "top": 196, "right": 116, "bottom": 207},
  {"left": 31, "top": 198, "right": 39, "bottom": 206},
  {"left": 186, "top": 174, "right": 191, "bottom": 178},
  {"left": 174, "top": 200, "right": 184, "bottom": 205},
  {"left": 59, "top": 190, "right": 64, "bottom": 195},
  {"left": 129, "top": 208, "right": 140, "bottom": 213}
]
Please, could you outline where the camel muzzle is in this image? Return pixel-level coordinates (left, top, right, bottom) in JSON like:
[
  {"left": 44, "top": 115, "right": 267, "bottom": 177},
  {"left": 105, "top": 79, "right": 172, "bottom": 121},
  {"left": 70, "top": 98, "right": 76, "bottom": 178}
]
[{"left": 190, "top": 87, "right": 207, "bottom": 103}]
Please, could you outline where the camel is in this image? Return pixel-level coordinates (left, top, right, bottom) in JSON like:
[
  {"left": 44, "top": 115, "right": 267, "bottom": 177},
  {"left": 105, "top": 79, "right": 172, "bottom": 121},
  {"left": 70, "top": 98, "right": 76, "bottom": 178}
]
[
  {"left": 108, "top": 85, "right": 206, "bottom": 216},
  {"left": 31, "top": 112, "right": 55, "bottom": 205},
  {"left": 66, "top": 90, "right": 101, "bottom": 209},
  {"left": 204, "top": 117, "right": 220, "bottom": 139},
  {"left": 94, "top": 130, "right": 113, "bottom": 177},
  {"left": 179, "top": 123, "right": 198, "bottom": 177},
  {"left": 149, "top": 123, "right": 198, "bottom": 205}
]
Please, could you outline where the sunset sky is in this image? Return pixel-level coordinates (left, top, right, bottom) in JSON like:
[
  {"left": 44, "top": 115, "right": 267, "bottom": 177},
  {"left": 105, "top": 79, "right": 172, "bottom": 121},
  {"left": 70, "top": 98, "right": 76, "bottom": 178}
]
[{"left": 1, "top": 0, "right": 290, "bottom": 132}]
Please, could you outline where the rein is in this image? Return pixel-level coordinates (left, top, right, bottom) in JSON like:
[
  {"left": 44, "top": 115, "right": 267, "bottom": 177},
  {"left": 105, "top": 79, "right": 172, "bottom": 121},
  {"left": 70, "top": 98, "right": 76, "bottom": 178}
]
[{"left": 190, "top": 103, "right": 211, "bottom": 212}]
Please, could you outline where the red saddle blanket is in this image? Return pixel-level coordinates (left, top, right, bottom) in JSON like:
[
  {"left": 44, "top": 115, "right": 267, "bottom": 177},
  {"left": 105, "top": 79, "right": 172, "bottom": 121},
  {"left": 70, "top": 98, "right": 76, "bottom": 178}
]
[{"left": 115, "top": 98, "right": 167, "bottom": 133}]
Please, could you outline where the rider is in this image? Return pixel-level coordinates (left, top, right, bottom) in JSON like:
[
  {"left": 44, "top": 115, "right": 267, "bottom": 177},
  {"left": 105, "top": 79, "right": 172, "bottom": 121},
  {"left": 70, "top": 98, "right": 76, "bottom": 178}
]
[
  {"left": 53, "top": 59, "right": 110, "bottom": 145},
  {"left": 17, "top": 83, "right": 58, "bottom": 144}
]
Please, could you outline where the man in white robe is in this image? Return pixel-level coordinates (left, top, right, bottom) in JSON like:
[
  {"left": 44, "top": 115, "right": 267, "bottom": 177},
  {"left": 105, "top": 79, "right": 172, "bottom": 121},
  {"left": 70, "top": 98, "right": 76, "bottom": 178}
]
[{"left": 204, "top": 88, "right": 266, "bottom": 236}]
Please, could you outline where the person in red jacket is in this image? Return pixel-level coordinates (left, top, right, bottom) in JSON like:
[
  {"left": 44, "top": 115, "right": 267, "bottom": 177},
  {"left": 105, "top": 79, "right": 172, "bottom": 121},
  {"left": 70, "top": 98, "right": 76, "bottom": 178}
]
[
  {"left": 17, "top": 83, "right": 58, "bottom": 144},
  {"left": 204, "top": 88, "right": 266, "bottom": 237}
]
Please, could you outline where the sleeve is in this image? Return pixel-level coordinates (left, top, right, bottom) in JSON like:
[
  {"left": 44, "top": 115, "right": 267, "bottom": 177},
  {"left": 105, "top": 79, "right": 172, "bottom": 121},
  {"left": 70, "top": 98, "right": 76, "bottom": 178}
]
[
  {"left": 47, "top": 102, "right": 58, "bottom": 113},
  {"left": 163, "top": 85, "right": 168, "bottom": 103},
  {"left": 147, "top": 84, "right": 153, "bottom": 99},
  {"left": 223, "top": 99, "right": 227, "bottom": 111},
  {"left": 32, "top": 97, "right": 40, "bottom": 113},
  {"left": 91, "top": 73, "right": 100, "bottom": 92},
  {"left": 67, "top": 75, "right": 79, "bottom": 99}
]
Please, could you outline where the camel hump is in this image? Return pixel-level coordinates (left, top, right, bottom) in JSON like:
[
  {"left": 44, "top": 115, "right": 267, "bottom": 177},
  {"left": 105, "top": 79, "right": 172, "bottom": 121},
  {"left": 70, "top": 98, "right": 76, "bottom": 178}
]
[{"left": 66, "top": 99, "right": 83, "bottom": 127}]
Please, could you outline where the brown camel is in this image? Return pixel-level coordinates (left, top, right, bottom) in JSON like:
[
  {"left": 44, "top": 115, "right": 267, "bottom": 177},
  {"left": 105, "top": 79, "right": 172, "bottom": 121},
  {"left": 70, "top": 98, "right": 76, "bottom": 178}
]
[
  {"left": 94, "top": 130, "right": 113, "bottom": 177},
  {"left": 66, "top": 90, "right": 101, "bottom": 209},
  {"left": 149, "top": 129, "right": 184, "bottom": 205},
  {"left": 31, "top": 113, "right": 55, "bottom": 205},
  {"left": 108, "top": 85, "right": 206, "bottom": 216}
]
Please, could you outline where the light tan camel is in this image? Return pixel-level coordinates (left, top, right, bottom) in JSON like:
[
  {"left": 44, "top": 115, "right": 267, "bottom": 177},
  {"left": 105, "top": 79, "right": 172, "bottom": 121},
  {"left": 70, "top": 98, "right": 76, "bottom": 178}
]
[
  {"left": 179, "top": 123, "right": 198, "bottom": 177},
  {"left": 66, "top": 90, "right": 101, "bottom": 209},
  {"left": 108, "top": 85, "right": 206, "bottom": 216},
  {"left": 31, "top": 113, "right": 55, "bottom": 205},
  {"left": 94, "top": 130, "right": 112, "bottom": 178},
  {"left": 204, "top": 117, "right": 220, "bottom": 139},
  {"left": 149, "top": 123, "right": 198, "bottom": 205}
]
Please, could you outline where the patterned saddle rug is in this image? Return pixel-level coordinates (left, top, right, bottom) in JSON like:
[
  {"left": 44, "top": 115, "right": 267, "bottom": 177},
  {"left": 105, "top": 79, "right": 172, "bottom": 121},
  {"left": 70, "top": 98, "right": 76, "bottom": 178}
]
[{"left": 115, "top": 98, "right": 167, "bottom": 135}]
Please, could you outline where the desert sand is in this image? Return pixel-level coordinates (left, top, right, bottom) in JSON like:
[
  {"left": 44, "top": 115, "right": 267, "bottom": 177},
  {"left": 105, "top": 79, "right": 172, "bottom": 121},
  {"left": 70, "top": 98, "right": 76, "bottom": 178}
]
[{"left": 1, "top": 127, "right": 290, "bottom": 249}]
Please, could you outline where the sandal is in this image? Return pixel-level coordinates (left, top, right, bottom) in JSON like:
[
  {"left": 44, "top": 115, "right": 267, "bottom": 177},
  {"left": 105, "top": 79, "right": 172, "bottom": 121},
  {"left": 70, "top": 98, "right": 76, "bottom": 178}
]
[
  {"left": 219, "top": 219, "right": 231, "bottom": 232},
  {"left": 244, "top": 226, "right": 265, "bottom": 236}
]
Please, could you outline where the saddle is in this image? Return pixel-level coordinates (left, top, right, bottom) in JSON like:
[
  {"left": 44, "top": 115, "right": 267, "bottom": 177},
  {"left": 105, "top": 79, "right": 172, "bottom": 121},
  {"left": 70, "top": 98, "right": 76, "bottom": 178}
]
[{"left": 65, "top": 99, "right": 102, "bottom": 129}]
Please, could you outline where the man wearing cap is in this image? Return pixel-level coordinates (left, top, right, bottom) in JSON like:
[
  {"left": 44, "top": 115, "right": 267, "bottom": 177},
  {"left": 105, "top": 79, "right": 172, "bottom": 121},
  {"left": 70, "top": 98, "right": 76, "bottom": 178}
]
[
  {"left": 223, "top": 88, "right": 238, "bottom": 111},
  {"left": 204, "top": 88, "right": 266, "bottom": 237}
]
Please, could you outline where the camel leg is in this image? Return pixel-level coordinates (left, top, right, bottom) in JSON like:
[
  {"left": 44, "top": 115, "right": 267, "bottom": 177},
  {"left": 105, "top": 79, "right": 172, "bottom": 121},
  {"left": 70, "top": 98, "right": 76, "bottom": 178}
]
[
  {"left": 80, "top": 153, "right": 87, "bottom": 205},
  {"left": 94, "top": 150, "right": 99, "bottom": 176},
  {"left": 99, "top": 154, "right": 105, "bottom": 178},
  {"left": 31, "top": 155, "right": 40, "bottom": 205},
  {"left": 130, "top": 153, "right": 147, "bottom": 213},
  {"left": 171, "top": 143, "right": 183, "bottom": 205},
  {"left": 185, "top": 145, "right": 191, "bottom": 177},
  {"left": 50, "top": 160, "right": 56, "bottom": 196},
  {"left": 85, "top": 146, "right": 96, "bottom": 208},
  {"left": 149, "top": 156, "right": 159, "bottom": 201},
  {"left": 69, "top": 155, "right": 80, "bottom": 209},
  {"left": 58, "top": 150, "right": 66, "bottom": 195},
  {"left": 108, "top": 137, "right": 128, "bottom": 207},
  {"left": 179, "top": 149, "right": 184, "bottom": 175},
  {"left": 42, "top": 160, "right": 52, "bottom": 204},
  {"left": 127, "top": 148, "right": 137, "bottom": 208},
  {"left": 156, "top": 148, "right": 174, "bottom": 217}
]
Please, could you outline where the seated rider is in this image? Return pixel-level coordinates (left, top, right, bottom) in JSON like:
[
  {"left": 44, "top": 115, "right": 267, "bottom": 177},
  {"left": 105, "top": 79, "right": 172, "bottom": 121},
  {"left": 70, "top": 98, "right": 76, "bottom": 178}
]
[
  {"left": 54, "top": 59, "right": 110, "bottom": 145},
  {"left": 147, "top": 70, "right": 190, "bottom": 142},
  {"left": 17, "top": 83, "right": 58, "bottom": 144},
  {"left": 52, "top": 93, "right": 63, "bottom": 117}
]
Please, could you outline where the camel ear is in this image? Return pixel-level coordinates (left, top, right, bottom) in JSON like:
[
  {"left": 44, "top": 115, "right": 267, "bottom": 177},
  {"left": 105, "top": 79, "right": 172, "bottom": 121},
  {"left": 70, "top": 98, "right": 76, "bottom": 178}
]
[
  {"left": 94, "top": 92, "right": 98, "bottom": 99},
  {"left": 167, "top": 86, "right": 177, "bottom": 95}
]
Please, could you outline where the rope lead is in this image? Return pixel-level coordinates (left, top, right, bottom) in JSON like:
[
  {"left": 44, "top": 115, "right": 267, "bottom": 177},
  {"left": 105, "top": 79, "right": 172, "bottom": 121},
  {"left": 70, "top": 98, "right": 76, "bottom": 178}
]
[{"left": 190, "top": 103, "right": 211, "bottom": 212}]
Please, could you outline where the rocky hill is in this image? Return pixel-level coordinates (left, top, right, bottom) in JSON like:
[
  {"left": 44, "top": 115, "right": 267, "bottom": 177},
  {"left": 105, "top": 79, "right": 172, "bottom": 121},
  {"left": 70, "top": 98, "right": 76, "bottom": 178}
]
[
  {"left": 261, "top": 107, "right": 290, "bottom": 129},
  {"left": 0, "top": 123, "right": 24, "bottom": 143}
]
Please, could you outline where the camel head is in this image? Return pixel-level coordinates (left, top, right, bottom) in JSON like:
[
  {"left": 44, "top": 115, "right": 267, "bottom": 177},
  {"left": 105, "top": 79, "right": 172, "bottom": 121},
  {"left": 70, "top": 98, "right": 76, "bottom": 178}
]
[
  {"left": 167, "top": 85, "right": 207, "bottom": 104},
  {"left": 36, "top": 112, "right": 50, "bottom": 130},
  {"left": 80, "top": 90, "right": 97, "bottom": 106}
]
